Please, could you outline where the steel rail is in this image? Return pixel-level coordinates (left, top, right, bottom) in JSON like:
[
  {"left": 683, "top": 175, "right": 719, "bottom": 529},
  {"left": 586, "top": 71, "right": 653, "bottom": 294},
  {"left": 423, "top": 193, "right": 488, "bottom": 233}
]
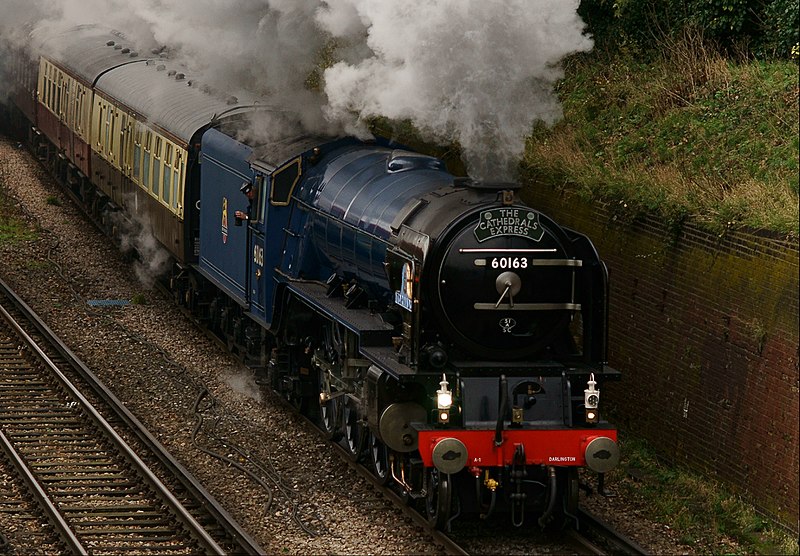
[
  {"left": 576, "top": 507, "right": 651, "bottom": 555},
  {"left": 0, "top": 428, "right": 86, "bottom": 554},
  {"left": 0, "top": 288, "right": 226, "bottom": 554},
  {"left": 0, "top": 276, "right": 264, "bottom": 554}
]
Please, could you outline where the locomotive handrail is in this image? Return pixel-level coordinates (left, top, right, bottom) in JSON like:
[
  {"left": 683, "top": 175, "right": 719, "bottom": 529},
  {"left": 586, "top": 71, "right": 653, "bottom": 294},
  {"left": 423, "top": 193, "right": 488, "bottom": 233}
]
[
  {"left": 459, "top": 247, "right": 557, "bottom": 253},
  {"left": 474, "top": 302, "right": 582, "bottom": 311},
  {"left": 529, "top": 258, "right": 583, "bottom": 266}
]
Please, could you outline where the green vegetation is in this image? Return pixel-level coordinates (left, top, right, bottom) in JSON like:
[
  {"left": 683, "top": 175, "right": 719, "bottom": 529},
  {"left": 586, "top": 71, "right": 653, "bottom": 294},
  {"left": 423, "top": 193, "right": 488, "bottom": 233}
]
[
  {"left": 521, "top": 27, "right": 799, "bottom": 235},
  {"left": 579, "top": 0, "right": 799, "bottom": 60},
  {"left": 130, "top": 292, "right": 148, "bottom": 305},
  {"left": 527, "top": 5, "right": 800, "bottom": 546},
  {"left": 0, "top": 192, "right": 37, "bottom": 244},
  {"left": 0, "top": 160, "right": 36, "bottom": 244},
  {"left": 46, "top": 195, "right": 62, "bottom": 206},
  {"left": 0, "top": 216, "right": 37, "bottom": 244},
  {"left": 608, "top": 436, "right": 799, "bottom": 554}
]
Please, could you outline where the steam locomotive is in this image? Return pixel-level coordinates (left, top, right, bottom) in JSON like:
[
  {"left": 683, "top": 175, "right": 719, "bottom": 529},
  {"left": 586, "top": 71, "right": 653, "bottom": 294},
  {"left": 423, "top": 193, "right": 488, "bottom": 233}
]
[{"left": 4, "top": 24, "right": 620, "bottom": 529}]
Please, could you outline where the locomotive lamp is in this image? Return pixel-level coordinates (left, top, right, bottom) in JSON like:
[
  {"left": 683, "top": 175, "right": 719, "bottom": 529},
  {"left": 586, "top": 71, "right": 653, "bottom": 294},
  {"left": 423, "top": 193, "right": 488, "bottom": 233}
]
[
  {"left": 437, "top": 374, "right": 452, "bottom": 410},
  {"left": 436, "top": 375, "right": 453, "bottom": 423},
  {"left": 584, "top": 373, "right": 600, "bottom": 423}
]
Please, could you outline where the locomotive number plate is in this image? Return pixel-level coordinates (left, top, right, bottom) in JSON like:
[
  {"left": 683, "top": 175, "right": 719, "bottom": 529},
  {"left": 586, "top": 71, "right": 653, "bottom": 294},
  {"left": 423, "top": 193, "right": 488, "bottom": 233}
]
[{"left": 490, "top": 256, "right": 528, "bottom": 270}]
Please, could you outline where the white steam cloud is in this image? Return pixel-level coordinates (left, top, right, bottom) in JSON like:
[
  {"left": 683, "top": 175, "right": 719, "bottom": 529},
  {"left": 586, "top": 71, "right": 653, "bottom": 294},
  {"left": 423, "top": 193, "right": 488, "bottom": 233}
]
[
  {"left": 317, "top": 1, "right": 592, "bottom": 177},
  {"left": 0, "top": 0, "right": 592, "bottom": 179},
  {"left": 107, "top": 204, "right": 173, "bottom": 288}
]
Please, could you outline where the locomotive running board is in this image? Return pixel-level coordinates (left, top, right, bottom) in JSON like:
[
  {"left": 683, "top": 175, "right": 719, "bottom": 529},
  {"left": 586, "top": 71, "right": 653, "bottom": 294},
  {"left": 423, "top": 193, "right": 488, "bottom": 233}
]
[{"left": 284, "top": 281, "right": 394, "bottom": 347}]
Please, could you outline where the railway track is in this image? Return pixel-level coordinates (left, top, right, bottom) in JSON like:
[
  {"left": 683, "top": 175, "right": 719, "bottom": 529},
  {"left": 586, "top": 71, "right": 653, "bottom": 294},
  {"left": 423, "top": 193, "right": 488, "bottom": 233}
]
[
  {"left": 323, "top": 431, "right": 469, "bottom": 555},
  {"left": 0, "top": 276, "right": 264, "bottom": 554},
  {"left": 166, "top": 281, "right": 644, "bottom": 556},
  {"left": 569, "top": 507, "right": 650, "bottom": 555},
  {"left": 276, "top": 385, "right": 650, "bottom": 556}
]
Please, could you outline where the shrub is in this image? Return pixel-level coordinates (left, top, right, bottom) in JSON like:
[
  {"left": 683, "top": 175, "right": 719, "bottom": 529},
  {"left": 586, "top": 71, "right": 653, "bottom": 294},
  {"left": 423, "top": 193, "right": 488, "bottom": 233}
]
[
  {"left": 758, "top": 0, "right": 800, "bottom": 58},
  {"left": 578, "top": 0, "right": 800, "bottom": 59}
]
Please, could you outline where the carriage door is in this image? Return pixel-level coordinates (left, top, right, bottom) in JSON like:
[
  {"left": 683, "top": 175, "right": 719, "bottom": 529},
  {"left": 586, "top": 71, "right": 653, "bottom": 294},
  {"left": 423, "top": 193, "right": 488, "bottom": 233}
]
[{"left": 247, "top": 174, "right": 268, "bottom": 321}]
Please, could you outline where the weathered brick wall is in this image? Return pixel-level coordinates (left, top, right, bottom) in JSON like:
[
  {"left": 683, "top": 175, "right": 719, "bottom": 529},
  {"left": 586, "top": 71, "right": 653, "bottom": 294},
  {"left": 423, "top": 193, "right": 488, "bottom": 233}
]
[{"left": 523, "top": 187, "right": 799, "bottom": 528}]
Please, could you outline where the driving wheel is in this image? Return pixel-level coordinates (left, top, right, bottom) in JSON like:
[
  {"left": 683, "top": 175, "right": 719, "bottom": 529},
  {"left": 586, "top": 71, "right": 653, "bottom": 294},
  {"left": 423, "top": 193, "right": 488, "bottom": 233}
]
[
  {"left": 425, "top": 468, "right": 452, "bottom": 530},
  {"left": 343, "top": 398, "right": 364, "bottom": 461},
  {"left": 369, "top": 431, "right": 390, "bottom": 485}
]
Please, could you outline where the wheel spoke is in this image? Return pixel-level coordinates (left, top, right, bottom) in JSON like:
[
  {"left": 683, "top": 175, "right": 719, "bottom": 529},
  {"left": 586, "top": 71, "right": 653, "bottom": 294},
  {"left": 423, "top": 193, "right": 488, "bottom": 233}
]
[
  {"left": 343, "top": 401, "right": 363, "bottom": 460},
  {"left": 319, "top": 395, "right": 341, "bottom": 441},
  {"left": 369, "top": 432, "right": 389, "bottom": 485}
]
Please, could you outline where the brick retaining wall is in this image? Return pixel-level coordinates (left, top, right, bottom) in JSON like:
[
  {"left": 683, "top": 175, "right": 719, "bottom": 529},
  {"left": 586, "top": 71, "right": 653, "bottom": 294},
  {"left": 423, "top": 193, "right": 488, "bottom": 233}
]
[{"left": 523, "top": 186, "right": 799, "bottom": 528}]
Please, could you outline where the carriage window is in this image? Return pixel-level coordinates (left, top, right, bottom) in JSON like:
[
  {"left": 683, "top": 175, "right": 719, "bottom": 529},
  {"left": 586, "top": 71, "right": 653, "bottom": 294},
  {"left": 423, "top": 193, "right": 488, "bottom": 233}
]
[
  {"left": 97, "top": 103, "right": 104, "bottom": 147},
  {"left": 75, "top": 89, "right": 83, "bottom": 133},
  {"left": 55, "top": 75, "right": 61, "bottom": 115},
  {"left": 162, "top": 144, "right": 173, "bottom": 205},
  {"left": 133, "top": 128, "right": 142, "bottom": 181},
  {"left": 270, "top": 157, "right": 301, "bottom": 206},
  {"left": 74, "top": 91, "right": 80, "bottom": 131},
  {"left": 142, "top": 132, "right": 152, "bottom": 189},
  {"left": 47, "top": 65, "right": 54, "bottom": 109},
  {"left": 46, "top": 65, "right": 51, "bottom": 105},
  {"left": 63, "top": 81, "right": 71, "bottom": 124},
  {"left": 119, "top": 115, "right": 128, "bottom": 169},
  {"left": 172, "top": 152, "right": 183, "bottom": 211},
  {"left": 48, "top": 67, "right": 54, "bottom": 109},
  {"left": 152, "top": 136, "right": 162, "bottom": 197},
  {"left": 163, "top": 165, "right": 171, "bottom": 205},
  {"left": 105, "top": 106, "right": 113, "bottom": 155}
]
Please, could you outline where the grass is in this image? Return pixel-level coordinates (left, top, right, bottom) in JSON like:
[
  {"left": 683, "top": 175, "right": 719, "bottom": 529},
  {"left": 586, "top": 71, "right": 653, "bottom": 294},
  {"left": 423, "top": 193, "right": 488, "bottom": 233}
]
[
  {"left": 0, "top": 159, "right": 36, "bottom": 244},
  {"left": 0, "top": 217, "right": 37, "bottom": 244},
  {"left": 521, "top": 30, "right": 799, "bottom": 236},
  {"left": 608, "top": 435, "right": 799, "bottom": 555},
  {"left": 0, "top": 193, "right": 37, "bottom": 244},
  {"left": 130, "top": 292, "right": 148, "bottom": 305}
]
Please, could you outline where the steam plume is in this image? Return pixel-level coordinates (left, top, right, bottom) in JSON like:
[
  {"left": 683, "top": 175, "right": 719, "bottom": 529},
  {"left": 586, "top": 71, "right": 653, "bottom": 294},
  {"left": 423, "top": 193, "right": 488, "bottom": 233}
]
[
  {"left": 317, "top": 1, "right": 592, "bottom": 178},
  {"left": 0, "top": 0, "right": 592, "bottom": 179}
]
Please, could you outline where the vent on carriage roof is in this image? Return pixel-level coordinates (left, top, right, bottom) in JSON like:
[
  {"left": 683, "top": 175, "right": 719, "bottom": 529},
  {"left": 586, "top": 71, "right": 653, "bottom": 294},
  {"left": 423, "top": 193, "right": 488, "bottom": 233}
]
[
  {"left": 106, "top": 41, "right": 115, "bottom": 46},
  {"left": 175, "top": 73, "right": 185, "bottom": 80}
]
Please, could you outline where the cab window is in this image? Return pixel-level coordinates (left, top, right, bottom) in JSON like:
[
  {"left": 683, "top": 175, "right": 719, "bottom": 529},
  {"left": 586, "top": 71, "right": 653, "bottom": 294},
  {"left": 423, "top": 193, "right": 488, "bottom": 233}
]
[
  {"left": 251, "top": 175, "right": 265, "bottom": 223},
  {"left": 270, "top": 157, "right": 301, "bottom": 206}
]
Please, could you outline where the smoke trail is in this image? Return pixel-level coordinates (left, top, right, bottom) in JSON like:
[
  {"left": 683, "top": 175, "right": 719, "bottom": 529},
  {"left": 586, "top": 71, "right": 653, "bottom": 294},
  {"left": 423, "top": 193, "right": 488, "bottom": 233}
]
[
  {"left": 106, "top": 202, "right": 172, "bottom": 288},
  {"left": 316, "top": 0, "right": 593, "bottom": 179},
  {"left": 0, "top": 0, "right": 592, "bottom": 179}
]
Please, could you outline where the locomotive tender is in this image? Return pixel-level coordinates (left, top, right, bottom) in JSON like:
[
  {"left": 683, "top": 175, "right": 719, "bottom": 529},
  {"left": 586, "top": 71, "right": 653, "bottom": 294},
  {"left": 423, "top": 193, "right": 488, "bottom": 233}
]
[{"left": 4, "top": 24, "right": 620, "bottom": 529}]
